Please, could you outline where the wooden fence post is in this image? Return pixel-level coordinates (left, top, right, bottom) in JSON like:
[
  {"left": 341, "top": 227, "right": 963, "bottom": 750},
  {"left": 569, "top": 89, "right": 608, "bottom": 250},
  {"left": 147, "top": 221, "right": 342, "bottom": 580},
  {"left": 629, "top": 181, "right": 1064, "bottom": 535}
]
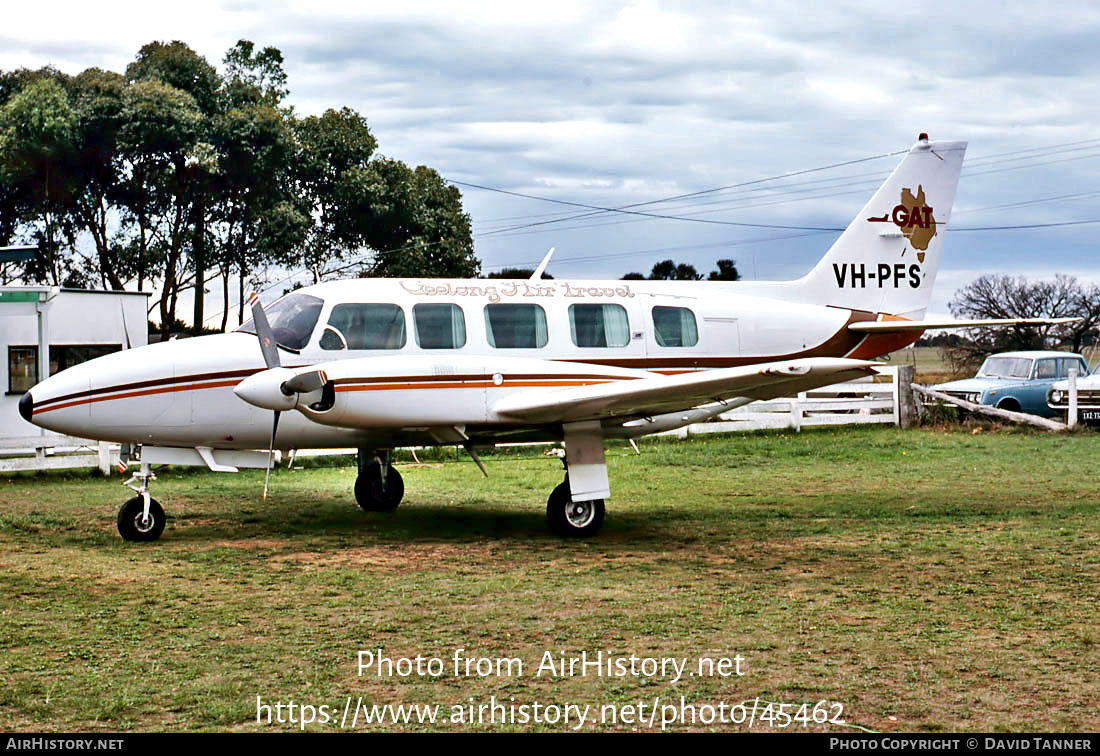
[
  {"left": 897, "top": 365, "right": 916, "bottom": 429},
  {"left": 1068, "top": 367, "right": 1078, "bottom": 429},
  {"left": 98, "top": 441, "right": 112, "bottom": 476}
]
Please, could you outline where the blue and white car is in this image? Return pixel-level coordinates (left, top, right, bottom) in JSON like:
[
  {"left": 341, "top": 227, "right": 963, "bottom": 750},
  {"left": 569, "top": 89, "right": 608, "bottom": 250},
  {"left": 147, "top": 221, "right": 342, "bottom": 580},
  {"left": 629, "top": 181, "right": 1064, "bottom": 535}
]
[{"left": 932, "top": 350, "right": 1090, "bottom": 417}]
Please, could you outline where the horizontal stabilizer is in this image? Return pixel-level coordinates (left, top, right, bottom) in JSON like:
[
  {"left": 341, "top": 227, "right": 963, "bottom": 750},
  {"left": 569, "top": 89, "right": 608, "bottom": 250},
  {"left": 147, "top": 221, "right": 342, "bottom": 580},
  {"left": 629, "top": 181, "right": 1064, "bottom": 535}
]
[{"left": 848, "top": 317, "right": 1081, "bottom": 333}]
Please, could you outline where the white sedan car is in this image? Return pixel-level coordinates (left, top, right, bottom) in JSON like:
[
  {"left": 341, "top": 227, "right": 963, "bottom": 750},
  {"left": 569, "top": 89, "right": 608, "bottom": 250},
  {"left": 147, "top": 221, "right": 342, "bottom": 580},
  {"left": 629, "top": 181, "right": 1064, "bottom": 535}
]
[{"left": 1047, "top": 367, "right": 1100, "bottom": 424}]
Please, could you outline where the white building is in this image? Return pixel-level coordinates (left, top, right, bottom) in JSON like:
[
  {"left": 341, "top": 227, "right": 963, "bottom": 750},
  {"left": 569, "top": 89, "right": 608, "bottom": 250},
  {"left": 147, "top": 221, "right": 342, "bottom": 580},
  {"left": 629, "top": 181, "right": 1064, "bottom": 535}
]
[{"left": 2, "top": 287, "right": 149, "bottom": 445}]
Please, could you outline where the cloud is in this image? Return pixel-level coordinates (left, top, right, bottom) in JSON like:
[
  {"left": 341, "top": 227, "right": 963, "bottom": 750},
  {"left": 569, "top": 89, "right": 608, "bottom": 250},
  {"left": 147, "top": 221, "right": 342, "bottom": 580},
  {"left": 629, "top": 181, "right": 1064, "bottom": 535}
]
[{"left": 0, "top": 0, "right": 1097, "bottom": 294}]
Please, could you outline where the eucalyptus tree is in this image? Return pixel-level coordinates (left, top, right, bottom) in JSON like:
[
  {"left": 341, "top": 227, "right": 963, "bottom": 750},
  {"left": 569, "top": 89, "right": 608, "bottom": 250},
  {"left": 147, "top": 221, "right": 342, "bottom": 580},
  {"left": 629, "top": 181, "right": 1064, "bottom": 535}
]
[
  {"left": 0, "top": 39, "right": 481, "bottom": 329},
  {"left": 0, "top": 76, "right": 79, "bottom": 285},
  {"left": 116, "top": 77, "right": 205, "bottom": 336}
]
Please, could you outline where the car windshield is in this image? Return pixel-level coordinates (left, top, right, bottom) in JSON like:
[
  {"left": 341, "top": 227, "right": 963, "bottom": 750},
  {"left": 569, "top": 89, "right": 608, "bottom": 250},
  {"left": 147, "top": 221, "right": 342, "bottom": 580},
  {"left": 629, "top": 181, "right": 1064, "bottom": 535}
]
[
  {"left": 236, "top": 293, "right": 324, "bottom": 351},
  {"left": 977, "top": 357, "right": 1033, "bottom": 379}
]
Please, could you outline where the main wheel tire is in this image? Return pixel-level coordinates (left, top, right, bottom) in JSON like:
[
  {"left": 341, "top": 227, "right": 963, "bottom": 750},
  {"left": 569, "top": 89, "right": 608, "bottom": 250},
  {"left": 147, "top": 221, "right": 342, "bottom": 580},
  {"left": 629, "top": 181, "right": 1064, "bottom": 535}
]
[
  {"left": 546, "top": 479, "right": 605, "bottom": 538},
  {"left": 355, "top": 464, "right": 404, "bottom": 512},
  {"left": 117, "top": 496, "right": 165, "bottom": 542}
]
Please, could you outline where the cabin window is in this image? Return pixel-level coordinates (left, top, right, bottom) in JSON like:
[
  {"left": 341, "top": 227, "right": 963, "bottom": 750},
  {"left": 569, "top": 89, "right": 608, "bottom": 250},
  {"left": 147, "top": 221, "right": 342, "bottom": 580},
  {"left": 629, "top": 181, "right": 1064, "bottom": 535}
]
[
  {"left": 322, "top": 303, "right": 406, "bottom": 350},
  {"left": 236, "top": 292, "right": 323, "bottom": 351},
  {"left": 413, "top": 304, "right": 467, "bottom": 349},
  {"left": 8, "top": 346, "right": 37, "bottom": 393},
  {"left": 652, "top": 306, "right": 699, "bottom": 347},
  {"left": 484, "top": 304, "right": 548, "bottom": 349},
  {"left": 569, "top": 304, "right": 629, "bottom": 348}
]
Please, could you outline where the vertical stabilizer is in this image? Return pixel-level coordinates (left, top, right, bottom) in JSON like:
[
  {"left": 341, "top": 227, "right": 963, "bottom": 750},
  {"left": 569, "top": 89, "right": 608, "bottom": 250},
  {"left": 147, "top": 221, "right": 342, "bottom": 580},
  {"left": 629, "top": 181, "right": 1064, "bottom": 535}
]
[{"left": 793, "top": 136, "right": 967, "bottom": 318}]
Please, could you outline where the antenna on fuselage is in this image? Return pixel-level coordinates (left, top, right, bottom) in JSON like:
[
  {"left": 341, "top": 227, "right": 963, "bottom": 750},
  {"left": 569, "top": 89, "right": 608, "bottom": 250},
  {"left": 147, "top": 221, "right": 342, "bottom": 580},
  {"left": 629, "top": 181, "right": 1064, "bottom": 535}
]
[{"left": 530, "top": 247, "right": 555, "bottom": 280}]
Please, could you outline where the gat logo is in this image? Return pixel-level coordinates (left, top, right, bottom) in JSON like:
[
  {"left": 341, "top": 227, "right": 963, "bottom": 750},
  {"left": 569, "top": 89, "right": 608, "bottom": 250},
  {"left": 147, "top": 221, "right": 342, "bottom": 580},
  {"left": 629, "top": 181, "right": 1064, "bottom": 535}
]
[
  {"left": 866, "top": 184, "right": 937, "bottom": 256},
  {"left": 833, "top": 263, "right": 922, "bottom": 289}
]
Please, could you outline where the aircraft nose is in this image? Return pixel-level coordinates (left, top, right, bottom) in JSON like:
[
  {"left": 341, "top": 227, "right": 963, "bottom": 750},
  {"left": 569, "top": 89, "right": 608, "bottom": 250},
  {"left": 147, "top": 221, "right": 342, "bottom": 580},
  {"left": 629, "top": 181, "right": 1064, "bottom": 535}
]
[{"left": 18, "top": 391, "right": 33, "bottom": 423}]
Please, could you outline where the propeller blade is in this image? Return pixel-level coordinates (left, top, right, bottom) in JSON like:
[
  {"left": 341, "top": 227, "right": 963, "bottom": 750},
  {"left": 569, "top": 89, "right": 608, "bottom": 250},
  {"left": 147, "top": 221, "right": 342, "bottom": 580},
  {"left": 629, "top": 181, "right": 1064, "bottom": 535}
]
[
  {"left": 247, "top": 291, "right": 281, "bottom": 370},
  {"left": 282, "top": 369, "right": 328, "bottom": 395},
  {"left": 263, "top": 410, "right": 280, "bottom": 500}
]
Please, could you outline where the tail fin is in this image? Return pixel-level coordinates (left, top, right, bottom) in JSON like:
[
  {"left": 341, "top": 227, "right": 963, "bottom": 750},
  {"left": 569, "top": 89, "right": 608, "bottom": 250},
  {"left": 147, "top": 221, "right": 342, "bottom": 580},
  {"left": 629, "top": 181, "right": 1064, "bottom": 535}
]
[{"left": 794, "top": 136, "right": 967, "bottom": 318}]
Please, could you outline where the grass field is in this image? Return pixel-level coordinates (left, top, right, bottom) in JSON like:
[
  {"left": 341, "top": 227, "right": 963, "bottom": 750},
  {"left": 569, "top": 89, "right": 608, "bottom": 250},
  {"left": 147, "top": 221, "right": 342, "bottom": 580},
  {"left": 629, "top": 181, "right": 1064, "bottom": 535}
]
[
  {"left": 887, "top": 346, "right": 959, "bottom": 384},
  {"left": 1, "top": 425, "right": 1098, "bottom": 732}
]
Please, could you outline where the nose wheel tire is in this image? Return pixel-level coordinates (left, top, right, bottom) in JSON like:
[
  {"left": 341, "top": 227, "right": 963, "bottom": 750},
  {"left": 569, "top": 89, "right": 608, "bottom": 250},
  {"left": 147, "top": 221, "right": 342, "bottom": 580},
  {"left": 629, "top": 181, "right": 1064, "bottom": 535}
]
[
  {"left": 355, "top": 464, "right": 405, "bottom": 512},
  {"left": 546, "top": 479, "right": 605, "bottom": 538},
  {"left": 117, "top": 496, "right": 165, "bottom": 542}
]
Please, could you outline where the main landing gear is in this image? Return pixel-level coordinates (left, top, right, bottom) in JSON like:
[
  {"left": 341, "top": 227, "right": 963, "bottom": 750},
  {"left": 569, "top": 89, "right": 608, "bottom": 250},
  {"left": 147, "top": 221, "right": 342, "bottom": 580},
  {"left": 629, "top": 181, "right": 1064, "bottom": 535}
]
[
  {"left": 544, "top": 424, "right": 608, "bottom": 538},
  {"left": 118, "top": 462, "right": 166, "bottom": 542},
  {"left": 546, "top": 477, "right": 605, "bottom": 538},
  {"left": 354, "top": 449, "right": 404, "bottom": 512}
]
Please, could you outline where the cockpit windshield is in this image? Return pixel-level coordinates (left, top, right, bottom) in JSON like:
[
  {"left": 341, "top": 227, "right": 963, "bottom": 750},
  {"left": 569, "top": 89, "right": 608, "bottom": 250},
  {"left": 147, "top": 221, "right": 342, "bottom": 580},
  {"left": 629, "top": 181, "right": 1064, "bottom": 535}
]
[{"left": 236, "top": 293, "right": 324, "bottom": 351}]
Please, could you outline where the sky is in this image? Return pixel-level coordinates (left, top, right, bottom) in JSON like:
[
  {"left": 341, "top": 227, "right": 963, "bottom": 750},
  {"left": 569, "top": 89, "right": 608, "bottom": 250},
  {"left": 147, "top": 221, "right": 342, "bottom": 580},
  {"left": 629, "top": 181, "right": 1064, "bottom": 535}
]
[{"left": 2, "top": 0, "right": 1099, "bottom": 321}]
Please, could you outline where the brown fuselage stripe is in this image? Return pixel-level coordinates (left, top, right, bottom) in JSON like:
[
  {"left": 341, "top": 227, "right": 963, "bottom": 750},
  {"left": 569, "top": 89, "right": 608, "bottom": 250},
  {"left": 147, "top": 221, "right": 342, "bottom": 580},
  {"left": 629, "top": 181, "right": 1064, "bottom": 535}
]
[
  {"left": 32, "top": 367, "right": 268, "bottom": 411},
  {"left": 33, "top": 375, "right": 626, "bottom": 415},
  {"left": 33, "top": 380, "right": 241, "bottom": 415},
  {"left": 335, "top": 379, "right": 614, "bottom": 393},
  {"left": 331, "top": 372, "right": 636, "bottom": 385}
]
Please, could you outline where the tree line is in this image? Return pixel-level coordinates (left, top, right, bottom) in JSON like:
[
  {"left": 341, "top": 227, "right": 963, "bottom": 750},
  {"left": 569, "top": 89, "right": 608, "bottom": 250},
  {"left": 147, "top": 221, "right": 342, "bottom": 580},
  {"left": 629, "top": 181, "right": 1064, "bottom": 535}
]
[
  {"left": 940, "top": 274, "right": 1100, "bottom": 369},
  {"left": 0, "top": 40, "right": 479, "bottom": 336}
]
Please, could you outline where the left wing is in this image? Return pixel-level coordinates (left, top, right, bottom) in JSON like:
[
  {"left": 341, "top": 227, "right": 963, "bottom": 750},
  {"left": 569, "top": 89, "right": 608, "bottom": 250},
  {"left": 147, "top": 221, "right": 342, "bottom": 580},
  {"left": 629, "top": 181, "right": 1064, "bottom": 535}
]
[{"left": 492, "top": 357, "right": 879, "bottom": 423}]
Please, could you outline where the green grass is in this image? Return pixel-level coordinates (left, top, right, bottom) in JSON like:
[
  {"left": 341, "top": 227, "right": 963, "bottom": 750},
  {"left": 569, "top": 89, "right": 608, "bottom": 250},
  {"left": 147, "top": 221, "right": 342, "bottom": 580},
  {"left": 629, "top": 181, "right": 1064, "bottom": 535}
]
[{"left": 1, "top": 426, "right": 1098, "bottom": 732}]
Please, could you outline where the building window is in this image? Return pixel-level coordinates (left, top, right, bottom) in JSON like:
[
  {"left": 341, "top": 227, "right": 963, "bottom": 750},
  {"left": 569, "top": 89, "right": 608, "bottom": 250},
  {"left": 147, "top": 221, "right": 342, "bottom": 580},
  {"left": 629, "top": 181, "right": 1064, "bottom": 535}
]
[
  {"left": 413, "top": 304, "right": 467, "bottom": 349},
  {"left": 50, "top": 345, "right": 121, "bottom": 376},
  {"left": 321, "top": 304, "right": 406, "bottom": 350},
  {"left": 569, "top": 304, "right": 630, "bottom": 348},
  {"left": 8, "top": 346, "right": 37, "bottom": 393},
  {"left": 652, "top": 306, "right": 699, "bottom": 347},
  {"left": 484, "top": 304, "right": 548, "bottom": 348}
]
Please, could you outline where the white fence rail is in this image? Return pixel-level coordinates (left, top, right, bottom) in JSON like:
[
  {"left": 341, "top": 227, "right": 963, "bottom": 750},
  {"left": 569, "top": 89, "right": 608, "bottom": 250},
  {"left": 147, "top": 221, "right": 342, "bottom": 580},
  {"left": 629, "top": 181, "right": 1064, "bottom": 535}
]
[
  {"left": 0, "top": 434, "right": 118, "bottom": 474},
  {"left": 658, "top": 366, "right": 905, "bottom": 438}
]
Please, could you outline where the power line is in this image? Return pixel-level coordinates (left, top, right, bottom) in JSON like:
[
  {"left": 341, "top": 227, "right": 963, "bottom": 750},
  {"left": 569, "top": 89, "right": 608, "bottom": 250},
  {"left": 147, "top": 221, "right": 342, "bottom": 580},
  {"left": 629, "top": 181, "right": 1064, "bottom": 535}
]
[
  {"left": 451, "top": 179, "right": 845, "bottom": 233},
  {"left": 469, "top": 139, "right": 1100, "bottom": 240},
  {"left": 208, "top": 137, "right": 1100, "bottom": 321}
]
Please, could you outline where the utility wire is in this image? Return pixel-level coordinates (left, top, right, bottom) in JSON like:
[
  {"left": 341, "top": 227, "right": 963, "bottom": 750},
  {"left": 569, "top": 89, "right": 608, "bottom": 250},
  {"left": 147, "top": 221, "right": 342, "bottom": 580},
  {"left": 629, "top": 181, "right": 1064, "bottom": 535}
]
[{"left": 207, "top": 138, "right": 1100, "bottom": 321}]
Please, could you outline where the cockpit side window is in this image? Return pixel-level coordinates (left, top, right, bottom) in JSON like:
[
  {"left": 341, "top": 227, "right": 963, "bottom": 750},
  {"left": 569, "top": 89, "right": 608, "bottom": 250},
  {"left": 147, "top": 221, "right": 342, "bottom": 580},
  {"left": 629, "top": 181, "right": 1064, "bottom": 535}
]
[
  {"left": 322, "top": 303, "right": 406, "bottom": 350},
  {"left": 236, "top": 293, "right": 323, "bottom": 351}
]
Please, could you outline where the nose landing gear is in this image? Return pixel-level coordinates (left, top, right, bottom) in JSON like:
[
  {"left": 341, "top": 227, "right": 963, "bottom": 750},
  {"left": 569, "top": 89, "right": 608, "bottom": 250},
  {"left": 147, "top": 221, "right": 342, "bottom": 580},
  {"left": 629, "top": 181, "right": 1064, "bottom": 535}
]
[
  {"left": 117, "top": 495, "right": 165, "bottom": 542},
  {"left": 354, "top": 449, "right": 405, "bottom": 512},
  {"left": 118, "top": 462, "right": 165, "bottom": 542}
]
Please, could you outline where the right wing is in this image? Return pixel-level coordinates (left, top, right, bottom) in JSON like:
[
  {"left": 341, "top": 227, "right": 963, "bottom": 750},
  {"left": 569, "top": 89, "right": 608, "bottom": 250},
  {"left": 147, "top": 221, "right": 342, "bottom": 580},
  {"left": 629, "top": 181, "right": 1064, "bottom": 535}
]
[{"left": 492, "top": 357, "right": 879, "bottom": 424}]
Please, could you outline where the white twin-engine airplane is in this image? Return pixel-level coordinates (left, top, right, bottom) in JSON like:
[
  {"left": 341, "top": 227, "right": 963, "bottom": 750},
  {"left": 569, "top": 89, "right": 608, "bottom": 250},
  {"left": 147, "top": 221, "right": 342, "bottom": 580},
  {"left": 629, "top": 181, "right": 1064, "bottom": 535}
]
[{"left": 18, "top": 135, "right": 1070, "bottom": 541}]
